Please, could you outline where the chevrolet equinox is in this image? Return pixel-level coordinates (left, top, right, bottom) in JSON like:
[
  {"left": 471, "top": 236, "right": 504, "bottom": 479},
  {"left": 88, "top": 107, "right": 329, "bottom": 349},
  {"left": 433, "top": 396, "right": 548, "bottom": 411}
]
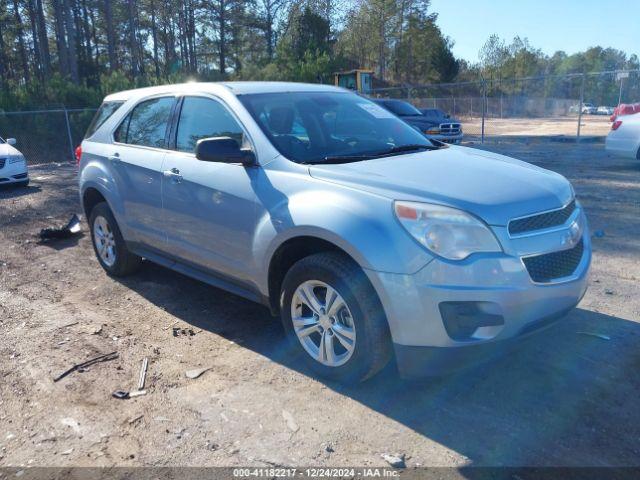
[{"left": 78, "top": 82, "right": 591, "bottom": 382}]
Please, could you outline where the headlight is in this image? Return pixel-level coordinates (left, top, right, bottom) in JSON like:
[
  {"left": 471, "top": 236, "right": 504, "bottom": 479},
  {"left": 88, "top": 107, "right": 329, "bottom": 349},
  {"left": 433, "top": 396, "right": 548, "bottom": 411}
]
[
  {"left": 8, "top": 155, "right": 25, "bottom": 164},
  {"left": 394, "top": 201, "right": 502, "bottom": 260}
]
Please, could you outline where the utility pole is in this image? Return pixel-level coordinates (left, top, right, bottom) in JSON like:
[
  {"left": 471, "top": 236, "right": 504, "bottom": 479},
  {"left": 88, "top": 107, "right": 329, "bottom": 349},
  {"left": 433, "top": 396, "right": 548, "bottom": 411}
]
[
  {"left": 481, "top": 79, "right": 487, "bottom": 144},
  {"left": 576, "top": 73, "right": 585, "bottom": 141}
]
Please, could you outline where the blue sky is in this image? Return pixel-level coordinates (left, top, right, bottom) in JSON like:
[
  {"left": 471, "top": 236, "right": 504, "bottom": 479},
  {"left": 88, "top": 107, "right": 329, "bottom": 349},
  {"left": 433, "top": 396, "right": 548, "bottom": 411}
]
[{"left": 429, "top": 0, "right": 640, "bottom": 63}]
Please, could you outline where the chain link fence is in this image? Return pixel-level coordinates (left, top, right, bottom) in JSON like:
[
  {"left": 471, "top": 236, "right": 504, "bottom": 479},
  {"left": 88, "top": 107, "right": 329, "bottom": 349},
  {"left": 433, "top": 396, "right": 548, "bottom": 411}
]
[
  {"left": 370, "top": 70, "right": 640, "bottom": 143},
  {"left": 1, "top": 70, "right": 639, "bottom": 165},
  {"left": 0, "top": 108, "right": 97, "bottom": 166}
]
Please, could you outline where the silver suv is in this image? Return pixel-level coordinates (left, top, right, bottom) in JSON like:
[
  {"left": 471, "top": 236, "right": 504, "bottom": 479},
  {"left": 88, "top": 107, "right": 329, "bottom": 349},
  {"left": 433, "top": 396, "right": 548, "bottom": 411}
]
[{"left": 78, "top": 82, "right": 591, "bottom": 382}]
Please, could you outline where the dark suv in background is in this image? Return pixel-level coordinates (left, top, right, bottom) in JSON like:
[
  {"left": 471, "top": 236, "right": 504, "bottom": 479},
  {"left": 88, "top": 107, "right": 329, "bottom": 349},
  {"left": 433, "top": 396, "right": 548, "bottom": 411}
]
[{"left": 373, "top": 99, "right": 463, "bottom": 144}]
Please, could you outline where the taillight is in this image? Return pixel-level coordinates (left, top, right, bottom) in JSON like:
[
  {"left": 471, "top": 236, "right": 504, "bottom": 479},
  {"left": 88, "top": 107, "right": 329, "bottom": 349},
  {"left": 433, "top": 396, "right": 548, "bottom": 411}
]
[
  {"left": 75, "top": 145, "right": 82, "bottom": 165},
  {"left": 612, "top": 121, "right": 622, "bottom": 131}
]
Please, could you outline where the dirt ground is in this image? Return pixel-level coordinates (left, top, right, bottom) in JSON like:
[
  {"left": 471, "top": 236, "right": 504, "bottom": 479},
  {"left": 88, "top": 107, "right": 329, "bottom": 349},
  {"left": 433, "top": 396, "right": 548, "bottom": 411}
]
[
  {"left": 461, "top": 114, "right": 612, "bottom": 138},
  {"left": 0, "top": 139, "right": 639, "bottom": 470}
]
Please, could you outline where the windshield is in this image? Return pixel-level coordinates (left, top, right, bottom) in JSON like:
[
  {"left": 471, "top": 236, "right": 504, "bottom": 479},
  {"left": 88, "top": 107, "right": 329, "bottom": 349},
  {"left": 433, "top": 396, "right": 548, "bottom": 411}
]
[
  {"left": 422, "top": 109, "right": 444, "bottom": 117},
  {"left": 239, "top": 92, "right": 433, "bottom": 164},
  {"left": 383, "top": 100, "right": 423, "bottom": 116}
]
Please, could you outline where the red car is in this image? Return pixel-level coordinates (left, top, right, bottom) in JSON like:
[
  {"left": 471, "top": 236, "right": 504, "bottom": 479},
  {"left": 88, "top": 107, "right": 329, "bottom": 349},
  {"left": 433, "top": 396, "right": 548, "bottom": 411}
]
[{"left": 610, "top": 103, "right": 640, "bottom": 122}]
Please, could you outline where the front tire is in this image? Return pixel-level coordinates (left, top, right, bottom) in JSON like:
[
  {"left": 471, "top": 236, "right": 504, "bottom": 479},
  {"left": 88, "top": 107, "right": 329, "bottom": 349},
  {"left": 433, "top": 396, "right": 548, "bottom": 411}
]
[
  {"left": 281, "top": 252, "right": 392, "bottom": 383},
  {"left": 89, "top": 202, "right": 142, "bottom": 276}
]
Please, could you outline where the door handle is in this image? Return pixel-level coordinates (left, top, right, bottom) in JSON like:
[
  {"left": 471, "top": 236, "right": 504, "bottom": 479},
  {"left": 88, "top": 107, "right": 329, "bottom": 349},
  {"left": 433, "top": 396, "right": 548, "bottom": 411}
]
[
  {"left": 163, "top": 167, "right": 183, "bottom": 183},
  {"left": 108, "top": 153, "right": 120, "bottom": 163}
]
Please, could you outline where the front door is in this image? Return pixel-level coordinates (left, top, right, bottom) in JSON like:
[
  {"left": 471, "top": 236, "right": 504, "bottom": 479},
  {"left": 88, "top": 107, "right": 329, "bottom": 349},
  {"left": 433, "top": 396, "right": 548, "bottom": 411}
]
[{"left": 161, "top": 95, "right": 259, "bottom": 283}]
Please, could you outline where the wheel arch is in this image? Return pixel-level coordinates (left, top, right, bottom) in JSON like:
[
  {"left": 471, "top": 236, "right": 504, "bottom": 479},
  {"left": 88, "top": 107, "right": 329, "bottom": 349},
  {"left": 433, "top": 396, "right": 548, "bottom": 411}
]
[
  {"left": 266, "top": 235, "right": 362, "bottom": 315},
  {"left": 82, "top": 187, "right": 108, "bottom": 218}
]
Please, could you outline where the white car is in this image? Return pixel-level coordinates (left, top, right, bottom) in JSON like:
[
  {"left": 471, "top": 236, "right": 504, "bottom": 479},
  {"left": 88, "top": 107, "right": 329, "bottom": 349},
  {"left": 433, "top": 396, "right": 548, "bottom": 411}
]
[
  {"left": 582, "top": 103, "right": 597, "bottom": 115},
  {"left": 597, "top": 106, "right": 614, "bottom": 116},
  {"left": 0, "top": 136, "right": 29, "bottom": 186},
  {"left": 605, "top": 114, "right": 640, "bottom": 159}
]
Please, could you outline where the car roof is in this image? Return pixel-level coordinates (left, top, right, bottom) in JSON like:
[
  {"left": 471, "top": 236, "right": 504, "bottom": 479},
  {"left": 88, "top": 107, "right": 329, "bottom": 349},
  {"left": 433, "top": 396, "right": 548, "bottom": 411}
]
[{"left": 103, "top": 81, "right": 345, "bottom": 102}]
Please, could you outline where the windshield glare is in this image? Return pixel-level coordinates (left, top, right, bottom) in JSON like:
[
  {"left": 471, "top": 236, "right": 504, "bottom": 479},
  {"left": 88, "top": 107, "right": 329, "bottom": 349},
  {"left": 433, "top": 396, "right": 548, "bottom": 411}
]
[
  {"left": 0, "top": 137, "right": 4, "bottom": 144},
  {"left": 239, "top": 92, "right": 433, "bottom": 164}
]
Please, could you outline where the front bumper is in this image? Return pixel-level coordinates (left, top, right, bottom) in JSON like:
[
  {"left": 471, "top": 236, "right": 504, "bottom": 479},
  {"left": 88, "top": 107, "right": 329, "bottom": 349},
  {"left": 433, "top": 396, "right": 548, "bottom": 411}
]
[
  {"left": 365, "top": 211, "right": 591, "bottom": 377},
  {"left": 0, "top": 159, "right": 29, "bottom": 184},
  {"left": 605, "top": 131, "right": 639, "bottom": 159}
]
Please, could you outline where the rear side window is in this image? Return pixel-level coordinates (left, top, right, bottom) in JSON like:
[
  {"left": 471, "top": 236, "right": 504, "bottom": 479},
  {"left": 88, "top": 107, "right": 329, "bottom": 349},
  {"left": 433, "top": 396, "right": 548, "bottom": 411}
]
[
  {"left": 114, "top": 97, "right": 175, "bottom": 148},
  {"left": 85, "top": 101, "right": 124, "bottom": 138}
]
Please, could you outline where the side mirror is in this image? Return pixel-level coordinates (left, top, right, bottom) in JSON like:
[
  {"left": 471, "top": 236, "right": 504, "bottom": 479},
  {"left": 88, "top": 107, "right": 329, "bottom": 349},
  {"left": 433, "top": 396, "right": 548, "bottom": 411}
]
[
  {"left": 6, "top": 138, "right": 16, "bottom": 146},
  {"left": 195, "top": 137, "right": 255, "bottom": 165}
]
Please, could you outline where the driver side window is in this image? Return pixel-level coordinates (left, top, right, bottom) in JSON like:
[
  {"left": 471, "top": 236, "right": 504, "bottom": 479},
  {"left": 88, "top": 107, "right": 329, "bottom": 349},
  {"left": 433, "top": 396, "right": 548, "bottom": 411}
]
[{"left": 176, "top": 97, "right": 244, "bottom": 153}]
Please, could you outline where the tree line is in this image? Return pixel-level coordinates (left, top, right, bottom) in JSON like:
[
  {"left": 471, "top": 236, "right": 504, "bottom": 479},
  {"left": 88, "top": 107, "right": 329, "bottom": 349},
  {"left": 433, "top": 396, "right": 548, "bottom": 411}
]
[
  {"left": 0, "top": 0, "right": 637, "bottom": 110},
  {"left": 0, "top": 0, "right": 460, "bottom": 108}
]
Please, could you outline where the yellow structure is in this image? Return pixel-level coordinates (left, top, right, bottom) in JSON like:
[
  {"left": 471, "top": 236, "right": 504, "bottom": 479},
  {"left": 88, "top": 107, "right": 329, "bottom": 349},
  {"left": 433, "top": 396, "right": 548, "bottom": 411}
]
[{"left": 333, "top": 69, "right": 374, "bottom": 93}]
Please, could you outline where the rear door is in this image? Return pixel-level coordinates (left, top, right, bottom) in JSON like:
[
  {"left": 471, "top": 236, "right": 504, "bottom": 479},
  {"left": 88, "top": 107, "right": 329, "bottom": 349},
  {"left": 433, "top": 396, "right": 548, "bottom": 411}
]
[
  {"left": 161, "top": 95, "right": 260, "bottom": 283},
  {"left": 111, "top": 95, "right": 177, "bottom": 251}
]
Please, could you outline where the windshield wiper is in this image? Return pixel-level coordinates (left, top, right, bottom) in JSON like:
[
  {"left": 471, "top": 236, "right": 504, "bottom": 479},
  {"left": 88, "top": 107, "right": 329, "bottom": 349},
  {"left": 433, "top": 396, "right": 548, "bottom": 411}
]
[
  {"left": 383, "top": 144, "right": 438, "bottom": 154},
  {"left": 305, "top": 144, "right": 439, "bottom": 165},
  {"left": 314, "top": 154, "right": 379, "bottom": 164}
]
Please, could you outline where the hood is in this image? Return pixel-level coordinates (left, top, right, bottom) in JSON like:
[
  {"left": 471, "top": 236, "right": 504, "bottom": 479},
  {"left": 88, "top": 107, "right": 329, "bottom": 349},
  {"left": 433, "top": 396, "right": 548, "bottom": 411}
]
[
  {"left": 0, "top": 143, "right": 20, "bottom": 157},
  {"left": 398, "top": 115, "right": 439, "bottom": 128},
  {"left": 419, "top": 110, "right": 461, "bottom": 124},
  {"left": 308, "top": 146, "right": 573, "bottom": 226}
]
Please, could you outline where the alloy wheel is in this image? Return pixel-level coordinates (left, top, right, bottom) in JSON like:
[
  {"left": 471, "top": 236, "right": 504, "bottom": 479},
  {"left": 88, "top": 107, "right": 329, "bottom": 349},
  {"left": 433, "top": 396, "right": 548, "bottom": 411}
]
[
  {"left": 93, "top": 215, "right": 117, "bottom": 267},
  {"left": 291, "top": 280, "right": 356, "bottom": 367}
]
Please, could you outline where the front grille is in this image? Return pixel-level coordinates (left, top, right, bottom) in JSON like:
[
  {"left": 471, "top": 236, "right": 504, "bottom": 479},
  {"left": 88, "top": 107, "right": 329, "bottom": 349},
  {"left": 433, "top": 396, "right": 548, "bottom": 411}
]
[
  {"left": 509, "top": 200, "right": 576, "bottom": 235},
  {"left": 12, "top": 173, "right": 27, "bottom": 179},
  {"left": 0, "top": 158, "right": 5, "bottom": 169},
  {"left": 439, "top": 123, "right": 461, "bottom": 135},
  {"left": 523, "top": 239, "right": 584, "bottom": 283}
]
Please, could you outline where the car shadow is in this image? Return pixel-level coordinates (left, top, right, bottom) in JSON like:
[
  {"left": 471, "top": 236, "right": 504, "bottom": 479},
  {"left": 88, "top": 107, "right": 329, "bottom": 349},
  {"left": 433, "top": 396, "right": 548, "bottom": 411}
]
[
  {"left": 0, "top": 184, "right": 41, "bottom": 198},
  {"left": 115, "top": 261, "right": 640, "bottom": 467}
]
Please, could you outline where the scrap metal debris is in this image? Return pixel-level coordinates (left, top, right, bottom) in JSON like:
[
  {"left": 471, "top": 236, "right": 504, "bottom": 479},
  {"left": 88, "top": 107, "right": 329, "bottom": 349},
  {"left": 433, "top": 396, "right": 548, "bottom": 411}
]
[
  {"left": 53, "top": 351, "right": 118, "bottom": 382},
  {"left": 112, "top": 390, "right": 147, "bottom": 400},
  {"left": 381, "top": 453, "right": 406, "bottom": 469},
  {"left": 39, "top": 214, "right": 82, "bottom": 241},
  {"left": 113, "top": 356, "right": 150, "bottom": 400},
  {"left": 185, "top": 367, "right": 210, "bottom": 379},
  {"left": 173, "top": 327, "right": 196, "bottom": 337},
  {"left": 138, "top": 357, "right": 148, "bottom": 391}
]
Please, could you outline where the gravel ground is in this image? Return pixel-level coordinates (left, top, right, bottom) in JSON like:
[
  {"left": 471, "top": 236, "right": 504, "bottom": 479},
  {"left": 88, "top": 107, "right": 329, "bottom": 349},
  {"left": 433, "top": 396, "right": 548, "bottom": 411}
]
[{"left": 0, "top": 139, "right": 638, "bottom": 469}]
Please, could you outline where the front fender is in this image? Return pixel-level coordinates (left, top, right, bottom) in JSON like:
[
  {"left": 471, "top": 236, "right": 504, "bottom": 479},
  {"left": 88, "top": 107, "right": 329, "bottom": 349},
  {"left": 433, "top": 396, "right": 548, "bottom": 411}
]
[{"left": 252, "top": 181, "right": 433, "bottom": 295}]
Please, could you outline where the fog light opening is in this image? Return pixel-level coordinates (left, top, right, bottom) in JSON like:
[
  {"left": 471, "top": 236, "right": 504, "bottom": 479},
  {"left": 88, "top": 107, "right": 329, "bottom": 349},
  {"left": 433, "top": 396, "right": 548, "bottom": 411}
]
[{"left": 439, "top": 301, "right": 505, "bottom": 342}]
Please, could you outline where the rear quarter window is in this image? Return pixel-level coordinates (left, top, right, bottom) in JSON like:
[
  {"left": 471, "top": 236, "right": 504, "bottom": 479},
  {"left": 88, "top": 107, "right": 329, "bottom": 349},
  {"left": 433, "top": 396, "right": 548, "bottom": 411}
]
[
  {"left": 114, "top": 96, "right": 175, "bottom": 148},
  {"left": 85, "top": 101, "right": 125, "bottom": 138}
]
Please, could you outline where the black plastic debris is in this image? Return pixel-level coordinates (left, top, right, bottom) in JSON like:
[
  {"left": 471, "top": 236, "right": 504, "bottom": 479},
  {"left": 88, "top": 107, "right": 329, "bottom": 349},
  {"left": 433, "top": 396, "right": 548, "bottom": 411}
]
[
  {"left": 173, "top": 327, "right": 196, "bottom": 337},
  {"left": 53, "top": 351, "right": 119, "bottom": 382},
  {"left": 40, "top": 214, "right": 82, "bottom": 240}
]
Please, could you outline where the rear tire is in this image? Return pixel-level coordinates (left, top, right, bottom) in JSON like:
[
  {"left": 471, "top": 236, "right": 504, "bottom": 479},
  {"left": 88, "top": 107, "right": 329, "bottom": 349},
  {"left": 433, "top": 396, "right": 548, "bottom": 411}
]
[
  {"left": 89, "top": 202, "right": 142, "bottom": 276},
  {"left": 280, "top": 252, "right": 392, "bottom": 383}
]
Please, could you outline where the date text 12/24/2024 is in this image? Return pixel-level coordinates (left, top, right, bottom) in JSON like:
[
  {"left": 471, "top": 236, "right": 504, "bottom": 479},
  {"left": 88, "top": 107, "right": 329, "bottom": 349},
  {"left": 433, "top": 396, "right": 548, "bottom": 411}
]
[{"left": 233, "top": 468, "right": 401, "bottom": 478}]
